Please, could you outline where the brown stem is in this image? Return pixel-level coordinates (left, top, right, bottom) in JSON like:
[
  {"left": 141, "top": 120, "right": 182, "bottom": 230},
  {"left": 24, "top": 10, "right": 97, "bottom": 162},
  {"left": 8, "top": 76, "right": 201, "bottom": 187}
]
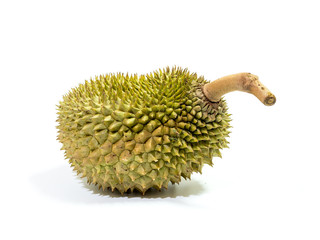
[{"left": 203, "top": 72, "right": 276, "bottom": 106}]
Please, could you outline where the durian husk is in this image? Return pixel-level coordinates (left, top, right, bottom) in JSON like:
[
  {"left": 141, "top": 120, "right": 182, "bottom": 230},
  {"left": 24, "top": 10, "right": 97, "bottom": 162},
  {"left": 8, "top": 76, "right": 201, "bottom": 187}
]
[{"left": 57, "top": 67, "right": 231, "bottom": 194}]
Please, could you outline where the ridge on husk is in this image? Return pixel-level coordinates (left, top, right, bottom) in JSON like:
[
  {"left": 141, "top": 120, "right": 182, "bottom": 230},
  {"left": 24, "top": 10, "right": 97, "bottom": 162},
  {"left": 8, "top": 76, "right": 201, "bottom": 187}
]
[{"left": 57, "top": 66, "right": 231, "bottom": 194}]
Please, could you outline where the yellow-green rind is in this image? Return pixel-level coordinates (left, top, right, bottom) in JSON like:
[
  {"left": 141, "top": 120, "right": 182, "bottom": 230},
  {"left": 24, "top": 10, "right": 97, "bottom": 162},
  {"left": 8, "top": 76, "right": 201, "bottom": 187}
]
[{"left": 57, "top": 67, "right": 231, "bottom": 194}]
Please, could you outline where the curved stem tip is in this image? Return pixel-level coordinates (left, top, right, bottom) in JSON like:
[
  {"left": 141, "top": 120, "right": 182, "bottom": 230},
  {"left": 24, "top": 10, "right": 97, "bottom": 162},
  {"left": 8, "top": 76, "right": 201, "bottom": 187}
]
[{"left": 203, "top": 72, "right": 276, "bottom": 106}]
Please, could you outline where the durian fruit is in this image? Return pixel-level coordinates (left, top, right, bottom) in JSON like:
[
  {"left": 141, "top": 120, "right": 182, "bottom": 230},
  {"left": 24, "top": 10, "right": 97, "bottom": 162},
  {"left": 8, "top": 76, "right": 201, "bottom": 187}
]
[{"left": 57, "top": 67, "right": 276, "bottom": 194}]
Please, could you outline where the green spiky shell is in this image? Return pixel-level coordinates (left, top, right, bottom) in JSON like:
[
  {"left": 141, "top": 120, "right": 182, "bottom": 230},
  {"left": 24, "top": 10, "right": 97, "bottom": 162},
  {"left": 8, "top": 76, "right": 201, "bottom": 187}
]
[{"left": 57, "top": 67, "right": 231, "bottom": 194}]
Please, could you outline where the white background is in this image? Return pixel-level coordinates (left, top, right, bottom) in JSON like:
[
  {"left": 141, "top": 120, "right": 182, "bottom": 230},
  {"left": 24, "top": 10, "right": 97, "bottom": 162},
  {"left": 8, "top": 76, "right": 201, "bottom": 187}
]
[{"left": 1, "top": 0, "right": 319, "bottom": 239}]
